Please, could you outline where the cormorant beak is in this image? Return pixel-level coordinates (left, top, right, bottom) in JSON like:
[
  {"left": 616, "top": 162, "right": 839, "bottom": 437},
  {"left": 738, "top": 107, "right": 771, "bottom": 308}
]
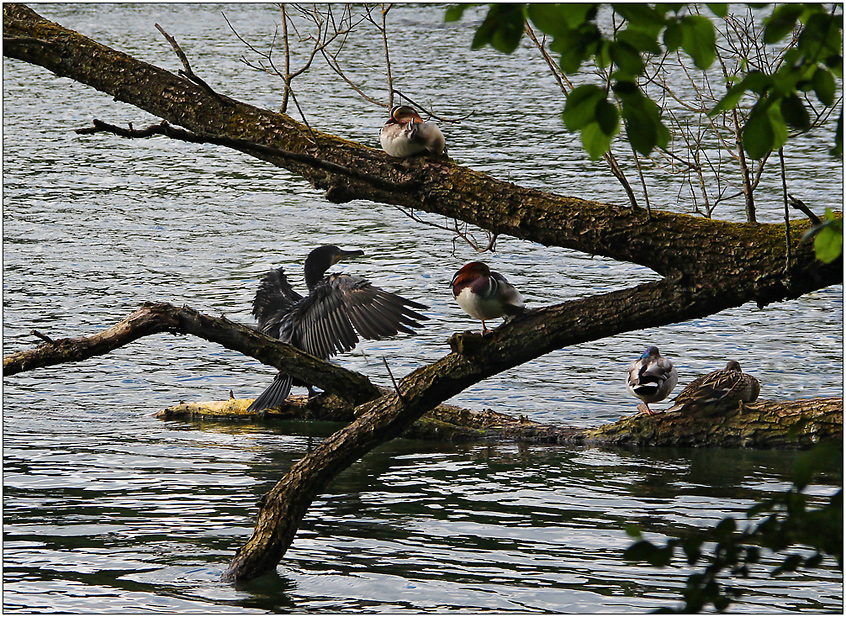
[{"left": 333, "top": 249, "right": 364, "bottom": 264}]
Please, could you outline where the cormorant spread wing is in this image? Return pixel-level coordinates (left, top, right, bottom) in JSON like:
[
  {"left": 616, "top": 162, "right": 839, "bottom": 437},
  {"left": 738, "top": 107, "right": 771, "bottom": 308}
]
[{"left": 247, "top": 246, "right": 428, "bottom": 412}]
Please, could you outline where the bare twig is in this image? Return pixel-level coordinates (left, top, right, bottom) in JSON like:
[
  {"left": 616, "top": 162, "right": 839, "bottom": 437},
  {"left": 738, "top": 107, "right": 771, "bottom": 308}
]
[
  {"left": 155, "top": 23, "right": 226, "bottom": 103},
  {"left": 789, "top": 195, "right": 822, "bottom": 225},
  {"left": 76, "top": 119, "right": 419, "bottom": 193}
]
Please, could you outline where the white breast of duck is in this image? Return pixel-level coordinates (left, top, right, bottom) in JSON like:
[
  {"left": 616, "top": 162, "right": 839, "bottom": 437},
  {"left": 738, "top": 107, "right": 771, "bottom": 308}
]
[
  {"left": 453, "top": 268, "right": 524, "bottom": 321},
  {"left": 380, "top": 105, "right": 446, "bottom": 157}
]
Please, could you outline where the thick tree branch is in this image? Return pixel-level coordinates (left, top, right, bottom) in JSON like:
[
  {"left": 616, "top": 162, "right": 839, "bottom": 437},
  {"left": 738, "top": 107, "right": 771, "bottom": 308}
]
[
  {"left": 3, "top": 302, "right": 380, "bottom": 405},
  {"left": 4, "top": 2, "right": 839, "bottom": 287}
]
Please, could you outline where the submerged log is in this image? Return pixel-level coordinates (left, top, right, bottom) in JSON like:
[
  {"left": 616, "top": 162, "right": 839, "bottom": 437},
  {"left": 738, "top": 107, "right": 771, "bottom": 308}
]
[{"left": 157, "top": 393, "right": 842, "bottom": 449}]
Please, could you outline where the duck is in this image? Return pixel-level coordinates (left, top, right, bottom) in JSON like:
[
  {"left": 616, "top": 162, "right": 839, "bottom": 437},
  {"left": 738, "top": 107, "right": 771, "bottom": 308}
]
[
  {"left": 451, "top": 261, "right": 525, "bottom": 334},
  {"left": 666, "top": 360, "right": 760, "bottom": 413},
  {"left": 379, "top": 105, "right": 446, "bottom": 157},
  {"left": 625, "top": 346, "right": 678, "bottom": 415},
  {"left": 247, "top": 245, "right": 428, "bottom": 412}
]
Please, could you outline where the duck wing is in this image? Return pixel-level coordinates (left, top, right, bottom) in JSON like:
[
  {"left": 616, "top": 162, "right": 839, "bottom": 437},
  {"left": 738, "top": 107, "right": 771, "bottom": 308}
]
[
  {"left": 670, "top": 369, "right": 760, "bottom": 411},
  {"left": 252, "top": 266, "right": 304, "bottom": 339},
  {"left": 281, "top": 273, "right": 428, "bottom": 360}
]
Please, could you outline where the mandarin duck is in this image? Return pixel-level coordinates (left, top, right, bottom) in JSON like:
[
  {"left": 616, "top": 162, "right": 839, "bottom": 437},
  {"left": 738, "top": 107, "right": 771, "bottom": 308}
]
[
  {"left": 379, "top": 105, "right": 446, "bottom": 157},
  {"left": 451, "top": 261, "right": 525, "bottom": 334}
]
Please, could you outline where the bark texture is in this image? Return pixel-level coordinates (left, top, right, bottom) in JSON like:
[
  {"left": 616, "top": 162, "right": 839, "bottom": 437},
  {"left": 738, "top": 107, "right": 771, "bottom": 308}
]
[{"left": 4, "top": 3, "right": 842, "bottom": 584}]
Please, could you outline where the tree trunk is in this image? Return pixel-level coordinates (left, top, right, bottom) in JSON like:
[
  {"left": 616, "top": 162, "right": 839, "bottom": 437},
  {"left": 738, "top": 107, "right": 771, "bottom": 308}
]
[{"left": 3, "top": 3, "right": 842, "bottom": 584}]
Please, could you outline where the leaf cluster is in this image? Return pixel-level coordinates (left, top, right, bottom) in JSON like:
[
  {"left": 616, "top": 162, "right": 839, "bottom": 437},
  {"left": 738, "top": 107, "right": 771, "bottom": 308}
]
[
  {"left": 446, "top": 3, "right": 842, "bottom": 161},
  {"left": 623, "top": 442, "right": 843, "bottom": 612}
]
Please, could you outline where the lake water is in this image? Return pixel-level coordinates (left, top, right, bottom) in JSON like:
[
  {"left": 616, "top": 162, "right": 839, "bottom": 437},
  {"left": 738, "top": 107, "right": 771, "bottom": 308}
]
[{"left": 3, "top": 4, "right": 842, "bottom": 613}]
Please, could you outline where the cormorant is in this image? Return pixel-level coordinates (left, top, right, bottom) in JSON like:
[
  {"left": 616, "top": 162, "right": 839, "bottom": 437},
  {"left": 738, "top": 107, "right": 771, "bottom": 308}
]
[{"left": 248, "top": 245, "right": 428, "bottom": 412}]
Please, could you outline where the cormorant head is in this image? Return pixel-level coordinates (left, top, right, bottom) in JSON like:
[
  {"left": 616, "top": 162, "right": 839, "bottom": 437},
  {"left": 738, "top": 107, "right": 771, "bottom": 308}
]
[{"left": 304, "top": 245, "right": 364, "bottom": 290}]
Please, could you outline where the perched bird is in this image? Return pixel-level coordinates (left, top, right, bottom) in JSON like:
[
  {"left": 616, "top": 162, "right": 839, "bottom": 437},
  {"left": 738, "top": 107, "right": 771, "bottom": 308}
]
[
  {"left": 625, "top": 346, "right": 678, "bottom": 415},
  {"left": 451, "top": 261, "right": 525, "bottom": 334},
  {"left": 667, "top": 360, "right": 760, "bottom": 413},
  {"left": 379, "top": 105, "right": 446, "bottom": 157},
  {"left": 247, "top": 245, "right": 428, "bottom": 412}
]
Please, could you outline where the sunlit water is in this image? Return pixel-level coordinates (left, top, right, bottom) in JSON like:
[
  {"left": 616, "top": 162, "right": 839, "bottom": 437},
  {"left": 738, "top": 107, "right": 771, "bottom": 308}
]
[{"left": 3, "top": 4, "right": 842, "bottom": 613}]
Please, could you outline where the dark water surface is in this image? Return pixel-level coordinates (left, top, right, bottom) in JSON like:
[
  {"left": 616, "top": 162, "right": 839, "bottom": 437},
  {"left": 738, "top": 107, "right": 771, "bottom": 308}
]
[{"left": 3, "top": 4, "right": 842, "bottom": 613}]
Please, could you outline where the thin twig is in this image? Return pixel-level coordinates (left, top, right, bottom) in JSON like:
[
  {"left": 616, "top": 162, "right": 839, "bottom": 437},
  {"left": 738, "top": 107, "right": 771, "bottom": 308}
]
[
  {"left": 76, "top": 119, "right": 419, "bottom": 193},
  {"left": 30, "top": 330, "right": 54, "bottom": 345},
  {"left": 154, "top": 23, "right": 226, "bottom": 103},
  {"left": 381, "top": 356, "right": 406, "bottom": 404},
  {"left": 788, "top": 195, "right": 822, "bottom": 225}
]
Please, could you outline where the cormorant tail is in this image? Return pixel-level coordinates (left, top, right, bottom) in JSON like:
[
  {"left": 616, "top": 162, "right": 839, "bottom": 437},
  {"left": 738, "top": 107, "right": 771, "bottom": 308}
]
[{"left": 247, "top": 372, "right": 294, "bottom": 412}]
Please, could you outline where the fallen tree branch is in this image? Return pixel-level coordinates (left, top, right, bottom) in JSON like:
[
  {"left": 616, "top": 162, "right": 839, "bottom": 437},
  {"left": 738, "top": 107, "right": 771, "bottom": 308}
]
[{"left": 158, "top": 393, "right": 843, "bottom": 449}]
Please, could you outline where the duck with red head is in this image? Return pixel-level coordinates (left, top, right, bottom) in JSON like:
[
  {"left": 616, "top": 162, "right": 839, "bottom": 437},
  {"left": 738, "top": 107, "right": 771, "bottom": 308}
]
[
  {"left": 379, "top": 105, "right": 446, "bottom": 157},
  {"left": 451, "top": 261, "right": 525, "bottom": 334}
]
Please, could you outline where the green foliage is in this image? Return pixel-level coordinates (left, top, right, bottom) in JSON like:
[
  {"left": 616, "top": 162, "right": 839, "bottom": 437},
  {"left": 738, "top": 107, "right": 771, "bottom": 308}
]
[
  {"left": 623, "top": 443, "right": 843, "bottom": 613},
  {"left": 447, "top": 3, "right": 842, "bottom": 161},
  {"left": 802, "top": 208, "right": 844, "bottom": 263}
]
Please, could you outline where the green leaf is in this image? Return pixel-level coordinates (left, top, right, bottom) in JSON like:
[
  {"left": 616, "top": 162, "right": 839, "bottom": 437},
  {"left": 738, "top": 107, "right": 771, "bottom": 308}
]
[
  {"left": 814, "top": 221, "right": 843, "bottom": 263},
  {"left": 715, "top": 517, "right": 736, "bottom": 541},
  {"left": 711, "top": 70, "right": 772, "bottom": 118},
  {"left": 618, "top": 87, "right": 670, "bottom": 155},
  {"left": 624, "top": 539, "right": 657, "bottom": 562},
  {"left": 618, "top": 27, "right": 662, "bottom": 55},
  {"left": 530, "top": 3, "right": 596, "bottom": 31},
  {"left": 562, "top": 84, "right": 606, "bottom": 130},
  {"left": 595, "top": 98, "right": 620, "bottom": 135},
  {"left": 706, "top": 4, "right": 728, "bottom": 18},
  {"left": 767, "top": 102, "right": 789, "bottom": 150},
  {"left": 444, "top": 4, "right": 475, "bottom": 23},
  {"left": 527, "top": 4, "right": 570, "bottom": 38},
  {"left": 610, "top": 40, "right": 645, "bottom": 76},
  {"left": 625, "top": 524, "right": 642, "bottom": 538},
  {"left": 763, "top": 4, "right": 804, "bottom": 44},
  {"left": 812, "top": 67, "right": 836, "bottom": 107},
  {"left": 663, "top": 20, "right": 682, "bottom": 52},
  {"left": 743, "top": 106, "right": 774, "bottom": 159},
  {"left": 471, "top": 4, "right": 527, "bottom": 54},
  {"left": 581, "top": 121, "right": 615, "bottom": 160},
  {"left": 612, "top": 3, "right": 665, "bottom": 28},
  {"left": 780, "top": 93, "right": 810, "bottom": 131},
  {"left": 680, "top": 15, "right": 716, "bottom": 69}
]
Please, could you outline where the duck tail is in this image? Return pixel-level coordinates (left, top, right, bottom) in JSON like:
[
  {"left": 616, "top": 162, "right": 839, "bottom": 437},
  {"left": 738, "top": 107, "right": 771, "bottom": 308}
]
[{"left": 247, "top": 372, "right": 294, "bottom": 412}]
